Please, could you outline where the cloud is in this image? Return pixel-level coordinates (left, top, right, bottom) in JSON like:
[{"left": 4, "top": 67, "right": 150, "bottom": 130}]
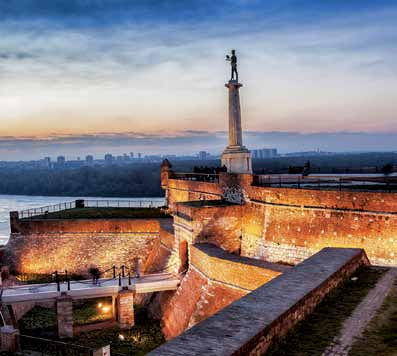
[
  {"left": 1, "top": 130, "right": 397, "bottom": 161},
  {"left": 0, "top": 0, "right": 396, "bottom": 157}
]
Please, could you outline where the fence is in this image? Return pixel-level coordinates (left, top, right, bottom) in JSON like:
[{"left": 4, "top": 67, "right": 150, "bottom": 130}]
[
  {"left": 19, "top": 199, "right": 165, "bottom": 219},
  {"left": 169, "top": 172, "right": 219, "bottom": 183},
  {"left": 252, "top": 175, "right": 397, "bottom": 192},
  {"left": 20, "top": 334, "right": 93, "bottom": 356},
  {"left": 19, "top": 201, "right": 76, "bottom": 219},
  {"left": 84, "top": 199, "right": 163, "bottom": 208}
]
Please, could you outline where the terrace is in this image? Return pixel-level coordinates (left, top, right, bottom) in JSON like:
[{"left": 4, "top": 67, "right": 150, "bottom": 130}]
[{"left": 17, "top": 199, "right": 169, "bottom": 220}]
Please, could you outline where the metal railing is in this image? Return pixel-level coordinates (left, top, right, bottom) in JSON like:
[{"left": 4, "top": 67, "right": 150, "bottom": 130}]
[
  {"left": 84, "top": 199, "right": 163, "bottom": 208},
  {"left": 19, "top": 201, "right": 76, "bottom": 219},
  {"left": 19, "top": 199, "right": 165, "bottom": 219},
  {"left": 252, "top": 175, "right": 397, "bottom": 192},
  {"left": 169, "top": 172, "right": 219, "bottom": 183},
  {"left": 20, "top": 334, "right": 94, "bottom": 356}
]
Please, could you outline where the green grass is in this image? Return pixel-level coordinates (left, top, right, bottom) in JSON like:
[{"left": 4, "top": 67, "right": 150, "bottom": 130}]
[
  {"left": 73, "top": 297, "right": 113, "bottom": 326},
  {"left": 349, "top": 274, "right": 397, "bottom": 356},
  {"left": 30, "top": 207, "right": 170, "bottom": 219},
  {"left": 266, "top": 266, "right": 388, "bottom": 356},
  {"left": 19, "top": 306, "right": 57, "bottom": 338},
  {"left": 17, "top": 273, "right": 85, "bottom": 284},
  {"left": 18, "top": 305, "right": 164, "bottom": 355}
]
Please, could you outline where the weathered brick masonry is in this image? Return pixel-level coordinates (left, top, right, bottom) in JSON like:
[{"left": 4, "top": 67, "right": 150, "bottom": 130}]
[
  {"left": 164, "top": 172, "right": 397, "bottom": 266},
  {"left": 158, "top": 243, "right": 288, "bottom": 340},
  {"left": 4, "top": 218, "right": 171, "bottom": 275}
]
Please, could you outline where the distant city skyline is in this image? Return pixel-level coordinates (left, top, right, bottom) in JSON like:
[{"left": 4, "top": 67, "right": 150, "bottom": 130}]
[{"left": 0, "top": 1, "right": 396, "bottom": 159}]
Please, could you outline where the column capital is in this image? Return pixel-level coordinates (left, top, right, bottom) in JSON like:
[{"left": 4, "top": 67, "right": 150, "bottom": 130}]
[{"left": 225, "top": 80, "right": 243, "bottom": 89}]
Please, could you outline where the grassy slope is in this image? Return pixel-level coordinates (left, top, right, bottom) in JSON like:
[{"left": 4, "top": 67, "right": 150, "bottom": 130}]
[
  {"left": 349, "top": 274, "right": 397, "bottom": 356},
  {"left": 266, "top": 266, "right": 387, "bottom": 356},
  {"left": 30, "top": 207, "right": 170, "bottom": 219}
]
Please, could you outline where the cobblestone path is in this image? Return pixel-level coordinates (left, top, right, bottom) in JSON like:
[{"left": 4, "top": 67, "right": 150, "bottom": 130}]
[{"left": 322, "top": 268, "right": 397, "bottom": 356}]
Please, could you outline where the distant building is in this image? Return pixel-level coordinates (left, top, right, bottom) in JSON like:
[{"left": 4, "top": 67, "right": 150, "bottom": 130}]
[
  {"left": 56, "top": 156, "right": 66, "bottom": 165},
  {"left": 198, "top": 151, "right": 210, "bottom": 160},
  {"left": 130, "top": 152, "right": 134, "bottom": 159},
  {"left": 104, "top": 154, "right": 114, "bottom": 164},
  {"left": 43, "top": 157, "right": 51, "bottom": 168},
  {"left": 85, "top": 155, "right": 94, "bottom": 164},
  {"left": 137, "top": 153, "right": 142, "bottom": 159},
  {"left": 251, "top": 148, "right": 278, "bottom": 159}
]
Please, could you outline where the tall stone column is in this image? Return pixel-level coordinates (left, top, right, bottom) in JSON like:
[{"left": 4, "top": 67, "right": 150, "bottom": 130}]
[
  {"left": 221, "top": 80, "right": 252, "bottom": 174},
  {"left": 226, "top": 82, "right": 243, "bottom": 148}
]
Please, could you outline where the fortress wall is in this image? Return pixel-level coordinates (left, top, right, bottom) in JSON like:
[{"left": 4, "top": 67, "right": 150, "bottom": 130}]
[
  {"left": 247, "top": 185, "right": 397, "bottom": 212},
  {"left": 4, "top": 219, "right": 168, "bottom": 275},
  {"left": 189, "top": 204, "right": 242, "bottom": 253},
  {"left": 190, "top": 244, "right": 284, "bottom": 291},
  {"left": 160, "top": 243, "right": 286, "bottom": 340},
  {"left": 149, "top": 248, "right": 369, "bottom": 356},
  {"left": 11, "top": 218, "right": 159, "bottom": 235},
  {"left": 174, "top": 202, "right": 243, "bottom": 253},
  {"left": 241, "top": 188, "right": 397, "bottom": 266},
  {"left": 166, "top": 179, "right": 223, "bottom": 210}
]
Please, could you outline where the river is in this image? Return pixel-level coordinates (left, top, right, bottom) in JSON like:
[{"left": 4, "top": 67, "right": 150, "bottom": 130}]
[{"left": 0, "top": 195, "right": 165, "bottom": 245}]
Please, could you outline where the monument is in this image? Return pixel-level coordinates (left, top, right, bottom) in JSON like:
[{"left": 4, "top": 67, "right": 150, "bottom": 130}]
[{"left": 222, "top": 50, "right": 252, "bottom": 173}]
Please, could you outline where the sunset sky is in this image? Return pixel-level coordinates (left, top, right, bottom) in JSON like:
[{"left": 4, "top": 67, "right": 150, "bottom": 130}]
[{"left": 0, "top": 0, "right": 397, "bottom": 159}]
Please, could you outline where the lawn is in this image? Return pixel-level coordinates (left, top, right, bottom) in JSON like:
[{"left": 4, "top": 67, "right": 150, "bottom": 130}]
[
  {"left": 30, "top": 207, "right": 170, "bottom": 219},
  {"left": 349, "top": 274, "right": 397, "bottom": 356},
  {"left": 18, "top": 304, "right": 164, "bottom": 355},
  {"left": 73, "top": 297, "right": 113, "bottom": 325},
  {"left": 265, "top": 266, "right": 388, "bottom": 356}
]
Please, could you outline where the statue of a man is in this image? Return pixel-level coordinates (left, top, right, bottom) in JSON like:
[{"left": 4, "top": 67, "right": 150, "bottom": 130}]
[{"left": 226, "top": 49, "right": 238, "bottom": 82}]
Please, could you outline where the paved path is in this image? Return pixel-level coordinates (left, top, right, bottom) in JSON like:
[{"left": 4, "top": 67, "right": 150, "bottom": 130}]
[{"left": 322, "top": 268, "right": 397, "bottom": 356}]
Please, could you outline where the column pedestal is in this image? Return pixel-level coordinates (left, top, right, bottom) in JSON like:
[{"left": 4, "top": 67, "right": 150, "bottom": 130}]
[
  {"left": 57, "top": 295, "right": 73, "bottom": 339},
  {"left": 0, "top": 326, "right": 20, "bottom": 353},
  {"left": 117, "top": 289, "right": 135, "bottom": 329}
]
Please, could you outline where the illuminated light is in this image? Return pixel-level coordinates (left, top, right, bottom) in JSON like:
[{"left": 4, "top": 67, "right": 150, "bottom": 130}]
[
  {"left": 101, "top": 305, "right": 111, "bottom": 313},
  {"left": 97, "top": 303, "right": 103, "bottom": 308},
  {"left": 118, "top": 334, "right": 125, "bottom": 341}
]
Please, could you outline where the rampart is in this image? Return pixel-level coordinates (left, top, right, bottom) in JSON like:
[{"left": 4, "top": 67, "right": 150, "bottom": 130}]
[
  {"left": 156, "top": 243, "right": 288, "bottom": 340},
  {"left": 162, "top": 170, "right": 397, "bottom": 266},
  {"left": 4, "top": 218, "right": 172, "bottom": 276},
  {"left": 149, "top": 248, "right": 369, "bottom": 356}
]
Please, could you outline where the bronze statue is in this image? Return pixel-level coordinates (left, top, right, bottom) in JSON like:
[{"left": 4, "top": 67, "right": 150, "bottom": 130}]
[{"left": 226, "top": 49, "right": 238, "bottom": 82}]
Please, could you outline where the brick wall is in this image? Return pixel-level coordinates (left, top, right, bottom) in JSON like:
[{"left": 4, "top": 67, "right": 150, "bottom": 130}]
[
  {"left": 166, "top": 179, "right": 223, "bottom": 210},
  {"left": 148, "top": 248, "right": 369, "bottom": 355},
  {"left": 4, "top": 218, "right": 171, "bottom": 276},
  {"left": 159, "top": 243, "right": 288, "bottom": 340},
  {"left": 164, "top": 175, "right": 397, "bottom": 266}
]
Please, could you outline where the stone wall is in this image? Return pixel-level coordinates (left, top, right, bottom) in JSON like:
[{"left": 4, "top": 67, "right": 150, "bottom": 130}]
[
  {"left": 242, "top": 187, "right": 397, "bottom": 266},
  {"left": 164, "top": 175, "right": 397, "bottom": 266},
  {"left": 166, "top": 179, "right": 223, "bottom": 210},
  {"left": 148, "top": 248, "right": 369, "bottom": 356},
  {"left": 159, "top": 243, "right": 288, "bottom": 340},
  {"left": 4, "top": 218, "right": 173, "bottom": 276}
]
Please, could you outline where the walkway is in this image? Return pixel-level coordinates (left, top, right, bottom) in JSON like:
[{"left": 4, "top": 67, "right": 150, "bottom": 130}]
[
  {"left": 322, "top": 268, "right": 397, "bottom": 356},
  {"left": 1, "top": 272, "right": 179, "bottom": 304}
]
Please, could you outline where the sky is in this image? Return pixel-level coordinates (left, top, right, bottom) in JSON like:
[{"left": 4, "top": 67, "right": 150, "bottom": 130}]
[{"left": 0, "top": 0, "right": 397, "bottom": 160}]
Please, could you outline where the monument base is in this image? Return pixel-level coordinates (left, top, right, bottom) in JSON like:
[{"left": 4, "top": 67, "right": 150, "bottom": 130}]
[{"left": 221, "top": 149, "right": 252, "bottom": 174}]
